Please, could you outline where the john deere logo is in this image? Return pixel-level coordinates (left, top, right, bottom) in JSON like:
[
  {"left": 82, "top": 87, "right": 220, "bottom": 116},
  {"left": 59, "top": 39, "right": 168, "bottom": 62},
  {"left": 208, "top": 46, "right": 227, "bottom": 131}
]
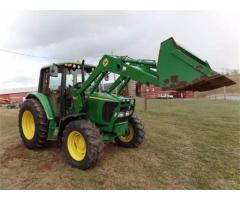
[{"left": 103, "top": 58, "right": 109, "bottom": 67}]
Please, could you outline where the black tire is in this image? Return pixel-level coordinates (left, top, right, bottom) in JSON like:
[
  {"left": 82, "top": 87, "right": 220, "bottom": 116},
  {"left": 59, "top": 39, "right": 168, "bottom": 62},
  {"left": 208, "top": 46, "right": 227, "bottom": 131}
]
[
  {"left": 62, "top": 120, "right": 104, "bottom": 170},
  {"left": 18, "top": 98, "right": 48, "bottom": 149},
  {"left": 115, "top": 116, "right": 145, "bottom": 148}
]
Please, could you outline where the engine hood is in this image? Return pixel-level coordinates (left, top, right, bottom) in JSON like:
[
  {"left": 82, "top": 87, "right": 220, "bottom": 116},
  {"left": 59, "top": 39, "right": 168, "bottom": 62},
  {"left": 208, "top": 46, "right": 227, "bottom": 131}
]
[{"left": 87, "top": 92, "right": 130, "bottom": 103}]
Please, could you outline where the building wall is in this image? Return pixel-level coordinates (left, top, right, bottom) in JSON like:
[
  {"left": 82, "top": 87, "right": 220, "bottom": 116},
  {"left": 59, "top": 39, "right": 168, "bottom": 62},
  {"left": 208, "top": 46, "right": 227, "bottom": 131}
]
[
  {"left": 0, "top": 92, "right": 28, "bottom": 104},
  {"left": 136, "top": 84, "right": 194, "bottom": 98},
  {"left": 0, "top": 94, "right": 10, "bottom": 104},
  {"left": 128, "top": 80, "right": 137, "bottom": 97}
]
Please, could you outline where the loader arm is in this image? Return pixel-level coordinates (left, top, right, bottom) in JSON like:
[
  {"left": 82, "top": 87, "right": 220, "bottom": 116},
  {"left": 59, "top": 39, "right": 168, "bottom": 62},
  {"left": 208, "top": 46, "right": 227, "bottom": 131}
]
[{"left": 78, "top": 55, "right": 165, "bottom": 96}]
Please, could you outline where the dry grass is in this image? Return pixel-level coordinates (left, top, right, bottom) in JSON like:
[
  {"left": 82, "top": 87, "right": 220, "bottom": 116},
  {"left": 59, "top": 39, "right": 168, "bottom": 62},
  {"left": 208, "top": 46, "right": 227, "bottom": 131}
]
[{"left": 0, "top": 99, "right": 240, "bottom": 189}]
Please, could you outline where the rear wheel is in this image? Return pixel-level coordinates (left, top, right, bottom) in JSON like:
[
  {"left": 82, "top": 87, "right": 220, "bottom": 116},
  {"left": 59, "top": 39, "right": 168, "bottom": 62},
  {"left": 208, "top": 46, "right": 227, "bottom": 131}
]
[
  {"left": 115, "top": 116, "right": 145, "bottom": 148},
  {"left": 18, "top": 98, "right": 48, "bottom": 149},
  {"left": 63, "top": 120, "right": 104, "bottom": 170}
]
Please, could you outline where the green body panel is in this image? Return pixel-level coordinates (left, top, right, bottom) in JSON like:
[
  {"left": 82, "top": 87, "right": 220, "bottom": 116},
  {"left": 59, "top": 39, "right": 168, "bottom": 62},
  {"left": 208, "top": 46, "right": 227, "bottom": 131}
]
[
  {"left": 26, "top": 92, "right": 57, "bottom": 139},
  {"left": 85, "top": 92, "right": 134, "bottom": 139},
  {"left": 68, "top": 88, "right": 84, "bottom": 114},
  {"left": 113, "top": 122, "right": 129, "bottom": 136},
  {"left": 102, "top": 122, "right": 128, "bottom": 141}
]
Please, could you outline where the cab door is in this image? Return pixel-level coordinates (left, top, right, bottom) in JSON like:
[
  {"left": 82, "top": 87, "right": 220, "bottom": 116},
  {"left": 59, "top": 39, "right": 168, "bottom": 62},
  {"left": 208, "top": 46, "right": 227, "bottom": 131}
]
[{"left": 39, "top": 67, "right": 63, "bottom": 121}]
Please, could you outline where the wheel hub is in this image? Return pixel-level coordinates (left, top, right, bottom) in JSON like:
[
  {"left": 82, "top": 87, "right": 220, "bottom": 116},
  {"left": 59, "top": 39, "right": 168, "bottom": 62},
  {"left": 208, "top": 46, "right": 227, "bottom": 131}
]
[
  {"left": 119, "top": 124, "right": 134, "bottom": 142},
  {"left": 21, "top": 110, "right": 35, "bottom": 140},
  {"left": 67, "top": 131, "right": 87, "bottom": 161}
]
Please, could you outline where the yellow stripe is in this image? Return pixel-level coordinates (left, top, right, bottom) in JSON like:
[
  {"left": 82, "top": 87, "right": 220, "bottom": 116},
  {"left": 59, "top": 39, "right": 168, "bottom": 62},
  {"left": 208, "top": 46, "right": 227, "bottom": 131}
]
[{"left": 88, "top": 96, "right": 114, "bottom": 102}]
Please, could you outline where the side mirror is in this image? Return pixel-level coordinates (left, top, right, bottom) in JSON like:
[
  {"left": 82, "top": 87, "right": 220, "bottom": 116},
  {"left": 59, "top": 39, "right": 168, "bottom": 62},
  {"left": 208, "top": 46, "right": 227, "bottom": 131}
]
[{"left": 50, "top": 64, "right": 58, "bottom": 77}]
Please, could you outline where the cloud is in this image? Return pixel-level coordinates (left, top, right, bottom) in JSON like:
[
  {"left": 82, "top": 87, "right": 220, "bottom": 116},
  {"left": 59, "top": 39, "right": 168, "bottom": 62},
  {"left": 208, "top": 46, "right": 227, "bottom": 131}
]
[
  {"left": 1, "top": 11, "right": 144, "bottom": 49},
  {"left": 0, "top": 52, "right": 47, "bottom": 89},
  {"left": 0, "top": 11, "right": 239, "bottom": 89}
]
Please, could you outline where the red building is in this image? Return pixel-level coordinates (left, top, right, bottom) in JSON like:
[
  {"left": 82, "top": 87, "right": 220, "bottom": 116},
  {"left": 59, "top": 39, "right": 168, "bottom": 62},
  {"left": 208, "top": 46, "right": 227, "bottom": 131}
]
[
  {"left": 136, "top": 84, "right": 194, "bottom": 99},
  {"left": 0, "top": 87, "right": 37, "bottom": 104}
]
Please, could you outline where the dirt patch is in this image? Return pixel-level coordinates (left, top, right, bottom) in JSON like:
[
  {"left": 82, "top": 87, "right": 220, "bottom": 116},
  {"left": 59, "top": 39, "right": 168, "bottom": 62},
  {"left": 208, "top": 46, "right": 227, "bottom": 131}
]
[
  {"left": 0, "top": 141, "right": 63, "bottom": 172},
  {"left": 0, "top": 143, "right": 31, "bottom": 169},
  {"left": 50, "top": 146, "right": 62, "bottom": 160},
  {"left": 35, "top": 148, "right": 62, "bottom": 171},
  {"left": 36, "top": 160, "right": 55, "bottom": 171}
]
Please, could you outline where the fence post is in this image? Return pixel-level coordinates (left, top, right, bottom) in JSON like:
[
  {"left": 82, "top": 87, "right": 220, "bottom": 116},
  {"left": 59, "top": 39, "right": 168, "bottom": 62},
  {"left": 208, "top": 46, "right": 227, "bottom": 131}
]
[{"left": 144, "top": 85, "right": 148, "bottom": 111}]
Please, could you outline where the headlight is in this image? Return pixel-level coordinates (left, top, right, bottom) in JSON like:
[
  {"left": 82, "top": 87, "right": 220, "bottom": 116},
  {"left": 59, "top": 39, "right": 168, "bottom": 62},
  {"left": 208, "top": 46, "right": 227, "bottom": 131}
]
[
  {"left": 117, "top": 110, "right": 132, "bottom": 118},
  {"left": 118, "top": 112, "right": 125, "bottom": 118},
  {"left": 125, "top": 111, "right": 130, "bottom": 116}
]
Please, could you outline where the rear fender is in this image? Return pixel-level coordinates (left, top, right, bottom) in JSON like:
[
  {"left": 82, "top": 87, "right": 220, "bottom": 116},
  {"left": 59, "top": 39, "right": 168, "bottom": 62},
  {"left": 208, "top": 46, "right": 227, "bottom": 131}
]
[{"left": 26, "top": 92, "right": 57, "bottom": 139}]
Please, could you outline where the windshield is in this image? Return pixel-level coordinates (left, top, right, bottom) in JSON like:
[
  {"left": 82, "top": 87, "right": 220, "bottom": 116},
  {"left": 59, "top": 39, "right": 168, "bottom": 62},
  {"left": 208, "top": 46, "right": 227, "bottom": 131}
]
[{"left": 66, "top": 68, "right": 91, "bottom": 87}]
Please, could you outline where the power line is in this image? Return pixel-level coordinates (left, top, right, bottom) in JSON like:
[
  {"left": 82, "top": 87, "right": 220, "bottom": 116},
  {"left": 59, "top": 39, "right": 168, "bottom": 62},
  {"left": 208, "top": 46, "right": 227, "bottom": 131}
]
[{"left": 0, "top": 48, "right": 76, "bottom": 61}]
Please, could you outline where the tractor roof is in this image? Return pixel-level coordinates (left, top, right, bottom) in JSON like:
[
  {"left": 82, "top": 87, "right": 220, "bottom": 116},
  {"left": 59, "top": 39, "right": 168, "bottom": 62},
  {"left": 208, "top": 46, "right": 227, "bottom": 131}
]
[{"left": 42, "top": 62, "right": 95, "bottom": 69}]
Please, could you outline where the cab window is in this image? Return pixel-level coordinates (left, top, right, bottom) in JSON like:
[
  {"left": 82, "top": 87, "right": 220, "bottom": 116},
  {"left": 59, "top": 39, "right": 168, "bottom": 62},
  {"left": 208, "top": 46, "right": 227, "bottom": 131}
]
[
  {"left": 65, "top": 68, "right": 91, "bottom": 88},
  {"left": 49, "top": 73, "right": 62, "bottom": 90}
]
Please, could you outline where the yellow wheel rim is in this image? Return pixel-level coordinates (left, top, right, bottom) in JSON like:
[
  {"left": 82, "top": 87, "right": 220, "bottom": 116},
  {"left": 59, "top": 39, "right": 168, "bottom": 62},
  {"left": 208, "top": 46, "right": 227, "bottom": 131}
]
[
  {"left": 21, "top": 110, "right": 35, "bottom": 140},
  {"left": 119, "top": 124, "right": 134, "bottom": 143},
  {"left": 67, "top": 131, "right": 87, "bottom": 161}
]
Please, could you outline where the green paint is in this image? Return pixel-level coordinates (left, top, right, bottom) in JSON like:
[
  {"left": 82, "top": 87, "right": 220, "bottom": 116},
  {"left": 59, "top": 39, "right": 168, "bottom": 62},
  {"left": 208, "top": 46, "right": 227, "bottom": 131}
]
[{"left": 157, "top": 37, "right": 218, "bottom": 89}]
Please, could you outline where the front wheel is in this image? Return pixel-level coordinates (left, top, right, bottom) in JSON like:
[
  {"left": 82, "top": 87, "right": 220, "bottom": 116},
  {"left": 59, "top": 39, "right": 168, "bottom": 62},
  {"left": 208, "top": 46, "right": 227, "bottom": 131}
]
[
  {"left": 115, "top": 116, "right": 145, "bottom": 148},
  {"left": 62, "top": 120, "right": 104, "bottom": 170}
]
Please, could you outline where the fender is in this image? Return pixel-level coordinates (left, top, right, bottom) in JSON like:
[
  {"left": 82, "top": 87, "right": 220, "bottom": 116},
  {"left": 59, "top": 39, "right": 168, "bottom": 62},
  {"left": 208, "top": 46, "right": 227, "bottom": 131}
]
[{"left": 26, "top": 92, "right": 57, "bottom": 139}]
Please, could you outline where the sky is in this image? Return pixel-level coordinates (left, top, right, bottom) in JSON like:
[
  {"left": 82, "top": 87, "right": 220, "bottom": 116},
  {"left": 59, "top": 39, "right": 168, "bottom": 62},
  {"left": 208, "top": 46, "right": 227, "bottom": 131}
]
[{"left": 0, "top": 11, "right": 239, "bottom": 89}]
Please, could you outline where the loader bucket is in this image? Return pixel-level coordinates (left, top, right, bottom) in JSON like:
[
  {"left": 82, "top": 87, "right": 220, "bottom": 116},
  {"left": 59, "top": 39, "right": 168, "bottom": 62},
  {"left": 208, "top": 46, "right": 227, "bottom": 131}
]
[{"left": 157, "top": 38, "right": 235, "bottom": 91}]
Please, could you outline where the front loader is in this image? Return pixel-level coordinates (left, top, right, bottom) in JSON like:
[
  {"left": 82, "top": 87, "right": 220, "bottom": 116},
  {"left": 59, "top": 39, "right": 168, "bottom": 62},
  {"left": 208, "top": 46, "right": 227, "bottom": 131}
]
[{"left": 18, "top": 38, "right": 235, "bottom": 169}]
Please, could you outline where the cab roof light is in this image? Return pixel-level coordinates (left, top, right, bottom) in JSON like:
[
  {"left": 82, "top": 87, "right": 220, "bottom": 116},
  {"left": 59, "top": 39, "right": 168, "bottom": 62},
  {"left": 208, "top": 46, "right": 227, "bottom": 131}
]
[{"left": 64, "top": 63, "right": 72, "bottom": 68}]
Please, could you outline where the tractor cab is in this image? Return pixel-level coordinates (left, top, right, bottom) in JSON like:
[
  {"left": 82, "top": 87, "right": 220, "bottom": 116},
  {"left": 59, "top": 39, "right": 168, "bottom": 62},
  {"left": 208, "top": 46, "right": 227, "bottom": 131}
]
[{"left": 38, "top": 62, "right": 95, "bottom": 121}]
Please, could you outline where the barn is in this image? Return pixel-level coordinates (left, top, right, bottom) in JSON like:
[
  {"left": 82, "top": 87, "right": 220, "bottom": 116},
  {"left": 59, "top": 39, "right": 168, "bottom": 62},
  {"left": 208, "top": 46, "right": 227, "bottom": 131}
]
[
  {"left": 135, "top": 83, "right": 194, "bottom": 99},
  {"left": 0, "top": 87, "right": 37, "bottom": 104}
]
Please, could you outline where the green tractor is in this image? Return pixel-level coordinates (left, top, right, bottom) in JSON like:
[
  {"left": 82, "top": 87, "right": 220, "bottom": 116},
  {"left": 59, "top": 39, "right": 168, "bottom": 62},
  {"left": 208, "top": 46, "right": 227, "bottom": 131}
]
[{"left": 18, "top": 38, "right": 235, "bottom": 169}]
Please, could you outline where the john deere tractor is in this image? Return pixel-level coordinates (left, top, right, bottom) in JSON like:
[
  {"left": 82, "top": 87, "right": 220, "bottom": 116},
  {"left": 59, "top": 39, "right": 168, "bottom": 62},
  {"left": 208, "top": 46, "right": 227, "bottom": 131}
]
[{"left": 18, "top": 38, "right": 235, "bottom": 169}]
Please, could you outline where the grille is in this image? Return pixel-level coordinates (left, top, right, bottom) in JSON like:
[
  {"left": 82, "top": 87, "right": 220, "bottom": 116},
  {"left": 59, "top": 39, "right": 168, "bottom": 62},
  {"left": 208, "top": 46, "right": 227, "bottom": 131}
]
[{"left": 102, "top": 102, "right": 118, "bottom": 122}]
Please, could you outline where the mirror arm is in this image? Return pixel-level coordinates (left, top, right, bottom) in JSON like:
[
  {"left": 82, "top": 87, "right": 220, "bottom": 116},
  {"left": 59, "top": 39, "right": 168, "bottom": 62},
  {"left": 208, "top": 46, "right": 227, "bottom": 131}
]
[{"left": 81, "top": 60, "right": 85, "bottom": 82}]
